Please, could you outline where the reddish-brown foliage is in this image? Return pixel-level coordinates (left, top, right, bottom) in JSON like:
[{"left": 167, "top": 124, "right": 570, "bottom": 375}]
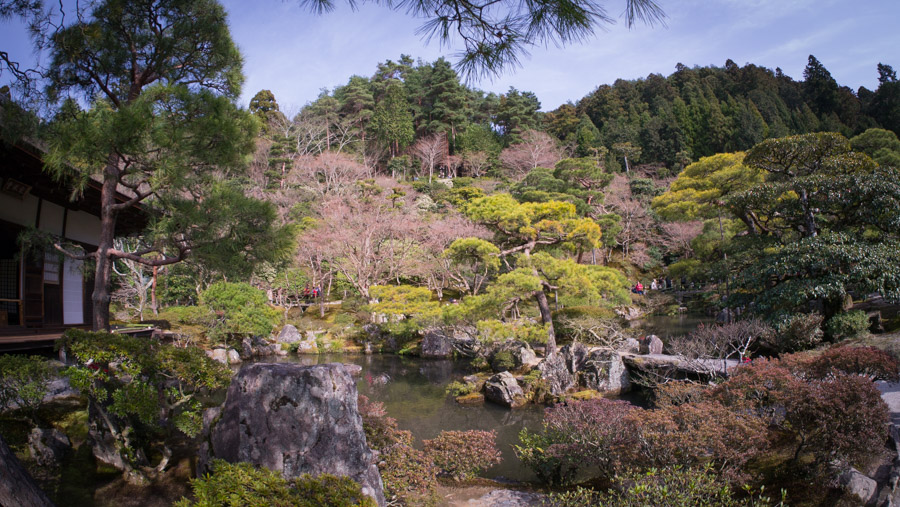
[
  {"left": 423, "top": 430, "right": 502, "bottom": 481},
  {"left": 625, "top": 401, "right": 769, "bottom": 484},
  {"left": 801, "top": 346, "right": 900, "bottom": 381}
]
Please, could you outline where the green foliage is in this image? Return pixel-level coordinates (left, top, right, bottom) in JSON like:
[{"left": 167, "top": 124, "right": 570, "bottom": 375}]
[
  {"left": 175, "top": 459, "right": 375, "bottom": 507},
  {"left": 851, "top": 128, "right": 900, "bottom": 167},
  {"left": 0, "top": 355, "right": 53, "bottom": 421},
  {"left": 490, "top": 351, "right": 516, "bottom": 372},
  {"left": 476, "top": 319, "right": 548, "bottom": 344},
  {"left": 445, "top": 381, "right": 476, "bottom": 397},
  {"left": 60, "top": 329, "right": 231, "bottom": 473},
  {"left": 201, "top": 282, "right": 281, "bottom": 341},
  {"left": 766, "top": 313, "right": 824, "bottom": 354},
  {"left": 423, "top": 430, "right": 502, "bottom": 481},
  {"left": 824, "top": 310, "right": 870, "bottom": 341},
  {"left": 158, "top": 305, "right": 216, "bottom": 327},
  {"left": 368, "top": 285, "right": 440, "bottom": 334},
  {"left": 548, "top": 465, "right": 781, "bottom": 507}
]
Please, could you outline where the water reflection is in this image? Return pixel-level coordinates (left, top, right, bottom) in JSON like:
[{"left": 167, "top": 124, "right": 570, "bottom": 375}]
[{"left": 637, "top": 314, "right": 712, "bottom": 341}]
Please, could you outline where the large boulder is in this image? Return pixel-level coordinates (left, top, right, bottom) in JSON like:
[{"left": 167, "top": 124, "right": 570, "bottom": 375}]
[
  {"left": 537, "top": 353, "right": 575, "bottom": 396},
  {"left": 560, "top": 342, "right": 589, "bottom": 374},
  {"left": 206, "top": 363, "right": 385, "bottom": 506},
  {"left": 0, "top": 433, "right": 54, "bottom": 507},
  {"left": 420, "top": 329, "right": 454, "bottom": 358},
  {"left": 484, "top": 372, "right": 526, "bottom": 408},
  {"left": 579, "top": 350, "right": 631, "bottom": 395},
  {"left": 28, "top": 428, "right": 71, "bottom": 469},
  {"left": 621, "top": 337, "right": 641, "bottom": 354},
  {"left": 837, "top": 467, "right": 877, "bottom": 506},
  {"left": 639, "top": 335, "right": 664, "bottom": 355},
  {"left": 276, "top": 324, "right": 303, "bottom": 344}
]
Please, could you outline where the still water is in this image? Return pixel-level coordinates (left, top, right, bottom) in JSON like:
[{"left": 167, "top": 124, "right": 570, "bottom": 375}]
[
  {"left": 284, "top": 353, "right": 545, "bottom": 481},
  {"left": 274, "top": 314, "right": 711, "bottom": 481}
]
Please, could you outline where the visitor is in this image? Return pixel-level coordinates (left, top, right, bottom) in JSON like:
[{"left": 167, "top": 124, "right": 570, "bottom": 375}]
[
  {"left": 635, "top": 281, "right": 644, "bottom": 295},
  {"left": 650, "top": 279, "right": 658, "bottom": 291}
]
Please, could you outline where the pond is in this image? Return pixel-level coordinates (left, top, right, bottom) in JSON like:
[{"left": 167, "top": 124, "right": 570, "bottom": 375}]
[
  {"left": 635, "top": 314, "right": 714, "bottom": 341},
  {"left": 279, "top": 353, "right": 546, "bottom": 481}
]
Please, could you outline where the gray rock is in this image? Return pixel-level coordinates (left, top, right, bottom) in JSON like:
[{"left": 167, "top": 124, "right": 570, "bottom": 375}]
[
  {"left": 0, "top": 433, "right": 54, "bottom": 507},
  {"left": 276, "top": 324, "right": 303, "bottom": 344},
  {"left": 206, "top": 348, "right": 229, "bottom": 364},
  {"left": 580, "top": 350, "right": 631, "bottom": 395},
  {"left": 294, "top": 332, "right": 319, "bottom": 354},
  {"left": 488, "top": 341, "right": 538, "bottom": 371},
  {"left": 484, "top": 372, "right": 526, "bottom": 408},
  {"left": 227, "top": 349, "right": 241, "bottom": 365},
  {"left": 240, "top": 338, "right": 254, "bottom": 360},
  {"left": 421, "top": 329, "right": 454, "bottom": 358},
  {"left": 838, "top": 467, "right": 877, "bottom": 506},
  {"left": 560, "top": 342, "right": 589, "bottom": 374},
  {"left": 28, "top": 428, "right": 71, "bottom": 468},
  {"left": 640, "top": 335, "right": 664, "bottom": 355},
  {"left": 343, "top": 364, "right": 363, "bottom": 377},
  {"left": 42, "top": 377, "right": 78, "bottom": 403},
  {"left": 206, "top": 363, "right": 385, "bottom": 507},
  {"left": 87, "top": 402, "right": 131, "bottom": 472},
  {"left": 538, "top": 353, "right": 575, "bottom": 396},
  {"left": 621, "top": 338, "right": 641, "bottom": 353},
  {"left": 464, "top": 489, "right": 548, "bottom": 506}
]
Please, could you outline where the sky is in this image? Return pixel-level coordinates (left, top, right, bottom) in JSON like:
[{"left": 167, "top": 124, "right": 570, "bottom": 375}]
[{"left": 2, "top": 0, "right": 899, "bottom": 112}]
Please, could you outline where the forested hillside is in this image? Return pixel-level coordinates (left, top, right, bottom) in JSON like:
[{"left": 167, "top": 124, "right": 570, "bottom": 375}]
[{"left": 250, "top": 54, "right": 899, "bottom": 182}]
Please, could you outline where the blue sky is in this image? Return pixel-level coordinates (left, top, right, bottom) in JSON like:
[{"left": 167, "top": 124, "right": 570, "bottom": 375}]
[{"left": 2, "top": 0, "right": 899, "bottom": 112}]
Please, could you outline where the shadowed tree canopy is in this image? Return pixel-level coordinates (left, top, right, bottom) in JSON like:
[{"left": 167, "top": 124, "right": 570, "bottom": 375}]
[
  {"left": 33, "top": 0, "right": 290, "bottom": 331},
  {"left": 296, "top": 0, "right": 665, "bottom": 78}
]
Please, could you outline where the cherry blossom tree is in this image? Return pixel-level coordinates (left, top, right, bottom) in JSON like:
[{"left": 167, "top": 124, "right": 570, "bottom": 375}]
[{"left": 499, "top": 130, "right": 562, "bottom": 179}]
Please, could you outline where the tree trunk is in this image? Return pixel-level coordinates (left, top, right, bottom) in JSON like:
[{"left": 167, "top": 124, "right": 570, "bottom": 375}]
[
  {"left": 534, "top": 290, "right": 556, "bottom": 356},
  {"left": 799, "top": 188, "right": 817, "bottom": 238},
  {"left": 92, "top": 161, "right": 120, "bottom": 331},
  {"left": 0, "top": 433, "right": 54, "bottom": 507},
  {"left": 151, "top": 265, "right": 158, "bottom": 316}
]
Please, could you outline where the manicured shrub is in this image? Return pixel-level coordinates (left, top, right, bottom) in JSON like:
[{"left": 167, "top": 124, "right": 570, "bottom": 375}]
[
  {"left": 0, "top": 354, "right": 53, "bottom": 421},
  {"left": 379, "top": 444, "right": 439, "bottom": 506},
  {"left": 653, "top": 381, "right": 709, "bottom": 408},
  {"left": 711, "top": 360, "right": 889, "bottom": 469},
  {"left": 825, "top": 310, "right": 870, "bottom": 341},
  {"left": 201, "top": 281, "right": 281, "bottom": 342},
  {"left": 515, "top": 399, "right": 636, "bottom": 486},
  {"left": 767, "top": 312, "right": 823, "bottom": 353},
  {"left": 423, "top": 430, "right": 502, "bottom": 481},
  {"left": 175, "top": 459, "right": 375, "bottom": 507},
  {"left": 799, "top": 346, "right": 899, "bottom": 381},
  {"left": 548, "top": 465, "right": 781, "bottom": 507},
  {"left": 625, "top": 401, "right": 769, "bottom": 483},
  {"left": 158, "top": 305, "right": 215, "bottom": 327}
]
